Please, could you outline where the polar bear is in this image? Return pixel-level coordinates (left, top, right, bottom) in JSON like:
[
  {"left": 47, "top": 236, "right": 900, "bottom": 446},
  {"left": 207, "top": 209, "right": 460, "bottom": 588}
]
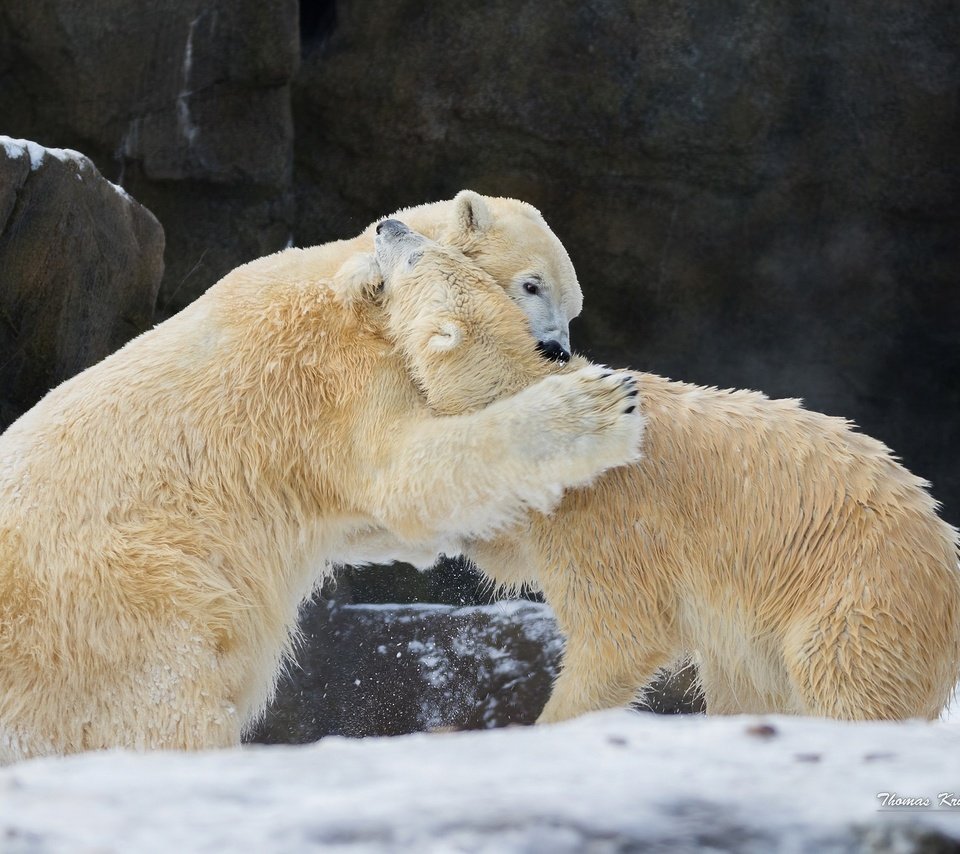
[
  {"left": 372, "top": 222, "right": 960, "bottom": 723},
  {"left": 0, "top": 206, "right": 640, "bottom": 762}
]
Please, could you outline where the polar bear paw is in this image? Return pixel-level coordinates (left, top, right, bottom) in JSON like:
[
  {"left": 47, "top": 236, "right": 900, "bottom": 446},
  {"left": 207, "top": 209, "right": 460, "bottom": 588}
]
[{"left": 513, "top": 365, "right": 644, "bottom": 486}]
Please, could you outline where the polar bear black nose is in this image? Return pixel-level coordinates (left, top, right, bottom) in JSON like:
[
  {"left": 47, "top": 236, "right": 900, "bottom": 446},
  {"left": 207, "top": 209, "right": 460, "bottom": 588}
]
[
  {"left": 376, "top": 219, "right": 409, "bottom": 237},
  {"left": 536, "top": 339, "right": 571, "bottom": 363}
]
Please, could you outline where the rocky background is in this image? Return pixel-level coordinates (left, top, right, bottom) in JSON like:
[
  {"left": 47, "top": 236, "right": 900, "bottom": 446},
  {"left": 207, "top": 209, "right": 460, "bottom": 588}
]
[{"left": 1, "top": 1, "right": 958, "bottom": 734}]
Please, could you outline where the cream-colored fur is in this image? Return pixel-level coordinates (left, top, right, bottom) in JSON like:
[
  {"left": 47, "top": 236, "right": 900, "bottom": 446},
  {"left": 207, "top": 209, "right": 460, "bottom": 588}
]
[
  {"left": 371, "top": 227, "right": 960, "bottom": 723},
  {"left": 0, "top": 197, "right": 638, "bottom": 762},
  {"left": 471, "top": 374, "right": 960, "bottom": 722}
]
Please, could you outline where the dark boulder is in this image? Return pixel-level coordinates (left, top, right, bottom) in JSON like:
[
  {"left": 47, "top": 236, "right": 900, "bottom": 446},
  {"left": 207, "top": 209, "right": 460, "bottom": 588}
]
[
  {"left": 0, "top": 137, "right": 164, "bottom": 427},
  {"left": 247, "top": 599, "right": 701, "bottom": 744}
]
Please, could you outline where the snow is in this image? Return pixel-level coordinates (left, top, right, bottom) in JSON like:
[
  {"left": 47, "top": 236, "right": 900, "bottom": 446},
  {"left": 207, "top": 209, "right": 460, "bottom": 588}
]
[
  {"left": 112, "top": 181, "right": 133, "bottom": 202},
  {"left": 0, "top": 135, "right": 85, "bottom": 170},
  {"left": 2, "top": 136, "right": 51, "bottom": 170},
  {"left": 1, "top": 711, "right": 958, "bottom": 852}
]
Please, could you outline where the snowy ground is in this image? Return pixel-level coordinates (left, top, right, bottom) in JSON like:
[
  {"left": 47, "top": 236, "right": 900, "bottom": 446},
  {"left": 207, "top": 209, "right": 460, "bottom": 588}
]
[{"left": 2, "top": 711, "right": 959, "bottom": 853}]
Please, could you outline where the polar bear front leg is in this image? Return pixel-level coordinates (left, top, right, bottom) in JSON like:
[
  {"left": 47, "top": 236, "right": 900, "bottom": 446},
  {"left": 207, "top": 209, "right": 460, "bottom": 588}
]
[
  {"left": 537, "top": 641, "right": 670, "bottom": 724},
  {"left": 366, "top": 365, "right": 644, "bottom": 545}
]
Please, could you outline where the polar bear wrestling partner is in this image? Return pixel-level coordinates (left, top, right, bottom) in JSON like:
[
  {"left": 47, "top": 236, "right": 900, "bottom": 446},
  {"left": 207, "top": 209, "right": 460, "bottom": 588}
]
[{"left": 365, "top": 220, "right": 960, "bottom": 724}]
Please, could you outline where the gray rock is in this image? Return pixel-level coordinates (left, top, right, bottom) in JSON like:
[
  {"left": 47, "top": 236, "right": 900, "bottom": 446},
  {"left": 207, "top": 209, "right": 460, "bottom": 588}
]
[
  {"left": 0, "top": 138, "right": 164, "bottom": 426},
  {"left": 247, "top": 599, "right": 702, "bottom": 744}
]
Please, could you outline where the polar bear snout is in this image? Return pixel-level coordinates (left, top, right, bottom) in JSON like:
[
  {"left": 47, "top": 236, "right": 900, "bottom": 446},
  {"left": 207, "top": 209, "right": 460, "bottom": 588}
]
[
  {"left": 376, "top": 218, "right": 409, "bottom": 238},
  {"left": 536, "top": 339, "right": 571, "bottom": 363},
  {"left": 375, "top": 218, "right": 427, "bottom": 279}
]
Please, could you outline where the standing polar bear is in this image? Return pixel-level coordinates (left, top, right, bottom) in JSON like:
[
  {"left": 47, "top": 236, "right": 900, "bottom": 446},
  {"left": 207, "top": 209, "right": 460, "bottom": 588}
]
[
  {"left": 372, "top": 222, "right": 960, "bottom": 722},
  {"left": 0, "top": 194, "right": 641, "bottom": 762}
]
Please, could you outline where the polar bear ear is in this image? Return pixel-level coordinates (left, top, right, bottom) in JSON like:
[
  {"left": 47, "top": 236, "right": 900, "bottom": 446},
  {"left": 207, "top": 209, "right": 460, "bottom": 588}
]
[
  {"left": 331, "top": 252, "right": 383, "bottom": 305},
  {"left": 426, "top": 320, "right": 464, "bottom": 352},
  {"left": 453, "top": 190, "right": 493, "bottom": 237}
]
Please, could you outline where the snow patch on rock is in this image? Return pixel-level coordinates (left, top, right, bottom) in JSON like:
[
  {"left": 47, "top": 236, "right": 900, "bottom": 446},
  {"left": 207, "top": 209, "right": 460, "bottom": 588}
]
[
  {"left": 1, "top": 136, "right": 85, "bottom": 170},
  {"left": 1, "top": 135, "right": 136, "bottom": 203}
]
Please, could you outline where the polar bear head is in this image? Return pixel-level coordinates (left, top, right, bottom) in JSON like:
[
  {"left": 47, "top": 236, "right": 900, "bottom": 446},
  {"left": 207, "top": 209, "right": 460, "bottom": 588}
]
[
  {"left": 369, "top": 218, "right": 559, "bottom": 415},
  {"left": 366, "top": 191, "right": 581, "bottom": 364},
  {"left": 440, "top": 191, "right": 579, "bottom": 364}
]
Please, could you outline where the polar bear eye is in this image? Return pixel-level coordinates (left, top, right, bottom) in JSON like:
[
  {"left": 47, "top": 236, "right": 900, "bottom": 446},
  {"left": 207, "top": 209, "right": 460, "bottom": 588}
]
[{"left": 523, "top": 280, "right": 540, "bottom": 296}]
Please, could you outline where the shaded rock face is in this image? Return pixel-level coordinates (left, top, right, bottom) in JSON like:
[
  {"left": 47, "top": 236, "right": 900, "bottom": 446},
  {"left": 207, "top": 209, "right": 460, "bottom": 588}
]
[
  {"left": 247, "top": 600, "right": 702, "bottom": 744},
  {"left": 0, "top": 138, "right": 164, "bottom": 427},
  {"left": 0, "top": 0, "right": 299, "bottom": 316},
  {"left": 293, "top": 0, "right": 960, "bottom": 526}
]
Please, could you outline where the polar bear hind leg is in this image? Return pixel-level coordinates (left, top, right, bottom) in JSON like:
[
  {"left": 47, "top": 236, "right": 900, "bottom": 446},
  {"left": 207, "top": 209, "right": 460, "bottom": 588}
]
[{"left": 782, "top": 608, "right": 949, "bottom": 720}]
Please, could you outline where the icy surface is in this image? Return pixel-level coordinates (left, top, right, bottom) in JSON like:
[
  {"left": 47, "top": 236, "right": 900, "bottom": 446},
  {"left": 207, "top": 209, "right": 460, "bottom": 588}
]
[{"left": 2, "top": 711, "right": 959, "bottom": 852}]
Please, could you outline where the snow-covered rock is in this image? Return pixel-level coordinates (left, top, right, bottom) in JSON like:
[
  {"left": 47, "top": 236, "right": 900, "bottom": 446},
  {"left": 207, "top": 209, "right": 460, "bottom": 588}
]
[
  {"left": 249, "top": 601, "right": 700, "bottom": 743},
  {"left": 2, "top": 711, "right": 959, "bottom": 852}
]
